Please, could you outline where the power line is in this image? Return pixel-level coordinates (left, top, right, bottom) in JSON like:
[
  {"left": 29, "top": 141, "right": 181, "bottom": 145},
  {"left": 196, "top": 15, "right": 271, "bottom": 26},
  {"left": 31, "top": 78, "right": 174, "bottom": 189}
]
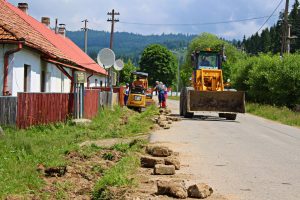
[
  {"left": 257, "top": 0, "right": 284, "bottom": 33},
  {"left": 119, "top": 15, "right": 277, "bottom": 27}
]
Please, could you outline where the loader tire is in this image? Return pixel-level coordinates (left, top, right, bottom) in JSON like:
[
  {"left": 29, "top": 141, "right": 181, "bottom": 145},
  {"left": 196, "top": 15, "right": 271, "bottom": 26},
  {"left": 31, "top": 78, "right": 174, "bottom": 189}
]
[
  {"left": 181, "top": 87, "right": 194, "bottom": 118},
  {"left": 218, "top": 113, "right": 226, "bottom": 118},
  {"left": 225, "top": 113, "right": 237, "bottom": 120},
  {"left": 180, "top": 91, "right": 184, "bottom": 116}
]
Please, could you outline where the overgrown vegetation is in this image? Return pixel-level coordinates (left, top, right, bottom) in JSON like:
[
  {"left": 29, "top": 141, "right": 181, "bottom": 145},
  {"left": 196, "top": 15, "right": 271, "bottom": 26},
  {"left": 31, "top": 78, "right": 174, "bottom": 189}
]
[
  {"left": 0, "top": 106, "right": 157, "bottom": 198},
  {"left": 247, "top": 103, "right": 300, "bottom": 127},
  {"left": 93, "top": 139, "right": 146, "bottom": 199},
  {"left": 231, "top": 53, "right": 300, "bottom": 108}
]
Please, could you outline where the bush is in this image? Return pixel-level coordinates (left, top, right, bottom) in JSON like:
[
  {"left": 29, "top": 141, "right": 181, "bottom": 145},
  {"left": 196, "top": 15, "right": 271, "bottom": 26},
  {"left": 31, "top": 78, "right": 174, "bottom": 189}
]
[{"left": 231, "top": 53, "right": 300, "bottom": 108}]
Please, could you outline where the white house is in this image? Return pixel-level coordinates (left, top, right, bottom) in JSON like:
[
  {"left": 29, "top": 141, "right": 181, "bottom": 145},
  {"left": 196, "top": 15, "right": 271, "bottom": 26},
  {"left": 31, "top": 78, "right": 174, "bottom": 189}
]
[{"left": 0, "top": 1, "right": 107, "bottom": 97}]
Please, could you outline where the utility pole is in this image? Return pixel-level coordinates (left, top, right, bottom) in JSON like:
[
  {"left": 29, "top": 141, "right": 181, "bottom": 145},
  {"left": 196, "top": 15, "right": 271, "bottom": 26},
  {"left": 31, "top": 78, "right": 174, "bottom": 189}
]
[
  {"left": 81, "top": 19, "right": 88, "bottom": 54},
  {"left": 107, "top": 9, "right": 119, "bottom": 91},
  {"left": 281, "top": 0, "right": 289, "bottom": 56},
  {"left": 287, "top": 24, "right": 291, "bottom": 54}
]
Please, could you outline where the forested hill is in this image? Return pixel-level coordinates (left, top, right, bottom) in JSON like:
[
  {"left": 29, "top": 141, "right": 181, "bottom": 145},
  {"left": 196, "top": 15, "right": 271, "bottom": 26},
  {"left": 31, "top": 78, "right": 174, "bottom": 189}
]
[{"left": 67, "top": 30, "right": 196, "bottom": 63}]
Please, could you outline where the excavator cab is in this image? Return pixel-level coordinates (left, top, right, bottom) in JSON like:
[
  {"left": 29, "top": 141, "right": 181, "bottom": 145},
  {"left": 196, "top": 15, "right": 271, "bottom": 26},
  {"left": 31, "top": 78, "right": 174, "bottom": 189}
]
[{"left": 180, "top": 49, "right": 245, "bottom": 120}]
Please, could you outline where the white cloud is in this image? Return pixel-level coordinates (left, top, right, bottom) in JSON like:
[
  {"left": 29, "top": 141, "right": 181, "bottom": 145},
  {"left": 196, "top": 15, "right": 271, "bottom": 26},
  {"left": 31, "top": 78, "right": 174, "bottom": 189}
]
[{"left": 8, "top": 0, "right": 293, "bottom": 39}]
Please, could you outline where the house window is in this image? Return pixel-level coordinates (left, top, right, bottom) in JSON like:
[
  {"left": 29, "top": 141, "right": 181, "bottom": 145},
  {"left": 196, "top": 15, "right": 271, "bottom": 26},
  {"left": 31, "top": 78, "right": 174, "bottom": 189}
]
[
  {"left": 100, "top": 81, "right": 103, "bottom": 87},
  {"left": 24, "top": 64, "right": 30, "bottom": 92},
  {"left": 40, "top": 66, "right": 47, "bottom": 92},
  {"left": 41, "top": 71, "right": 46, "bottom": 92},
  {"left": 95, "top": 79, "right": 98, "bottom": 87}
]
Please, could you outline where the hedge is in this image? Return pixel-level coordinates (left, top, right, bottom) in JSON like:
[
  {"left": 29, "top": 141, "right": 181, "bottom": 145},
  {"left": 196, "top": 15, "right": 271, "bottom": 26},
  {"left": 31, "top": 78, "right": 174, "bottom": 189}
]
[{"left": 231, "top": 54, "right": 300, "bottom": 108}]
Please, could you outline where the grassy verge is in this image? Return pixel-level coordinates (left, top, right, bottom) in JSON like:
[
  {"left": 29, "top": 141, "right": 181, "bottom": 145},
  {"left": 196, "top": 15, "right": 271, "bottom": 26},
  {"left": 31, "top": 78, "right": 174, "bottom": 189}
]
[
  {"left": 247, "top": 103, "right": 300, "bottom": 127},
  {"left": 0, "top": 105, "right": 157, "bottom": 198},
  {"left": 168, "top": 96, "right": 180, "bottom": 101},
  {"left": 93, "top": 154, "right": 140, "bottom": 199}
]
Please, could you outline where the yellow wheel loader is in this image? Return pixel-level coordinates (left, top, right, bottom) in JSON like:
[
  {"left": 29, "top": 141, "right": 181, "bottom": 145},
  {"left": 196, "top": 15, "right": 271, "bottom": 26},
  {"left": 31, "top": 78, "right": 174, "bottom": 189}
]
[
  {"left": 180, "top": 49, "right": 245, "bottom": 120},
  {"left": 127, "top": 72, "right": 154, "bottom": 112}
]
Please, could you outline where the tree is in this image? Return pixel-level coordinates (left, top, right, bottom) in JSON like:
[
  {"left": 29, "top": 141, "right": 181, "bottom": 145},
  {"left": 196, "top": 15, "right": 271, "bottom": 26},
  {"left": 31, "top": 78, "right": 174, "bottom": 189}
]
[
  {"left": 139, "top": 44, "right": 177, "bottom": 86},
  {"left": 289, "top": 0, "right": 300, "bottom": 52},
  {"left": 261, "top": 28, "right": 272, "bottom": 53},
  {"left": 119, "top": 59, "right": 136, "bottom": 85}
]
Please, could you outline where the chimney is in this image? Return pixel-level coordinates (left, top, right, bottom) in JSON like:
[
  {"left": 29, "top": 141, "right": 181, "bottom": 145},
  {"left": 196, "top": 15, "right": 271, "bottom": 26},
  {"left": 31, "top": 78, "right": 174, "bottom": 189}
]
[
  {"left": 41, "top": 17, "right": 50, "bottom": 27},
  {"left": 58, "top": 24, "right": 66, "bottom": 37},
  {"left": 18, "top": 3, "right": 28, "bottom": 14}
]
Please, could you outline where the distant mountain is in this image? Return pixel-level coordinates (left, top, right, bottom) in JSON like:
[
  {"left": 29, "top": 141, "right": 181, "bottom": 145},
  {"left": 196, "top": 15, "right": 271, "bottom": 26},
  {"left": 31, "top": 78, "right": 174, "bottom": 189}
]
[{"left": 67, "top": 30, "right": 196, "bottom": 64}]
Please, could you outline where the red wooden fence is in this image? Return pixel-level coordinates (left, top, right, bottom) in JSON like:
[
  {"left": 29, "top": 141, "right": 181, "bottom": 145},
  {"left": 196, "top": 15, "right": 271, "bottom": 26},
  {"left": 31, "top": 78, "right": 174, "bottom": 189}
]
[
  {"left": 84, "top": 90, "right": 99, "bottom": 119},
  {"left": 17, "top": 93, "right": 74, "bottom": 129}
]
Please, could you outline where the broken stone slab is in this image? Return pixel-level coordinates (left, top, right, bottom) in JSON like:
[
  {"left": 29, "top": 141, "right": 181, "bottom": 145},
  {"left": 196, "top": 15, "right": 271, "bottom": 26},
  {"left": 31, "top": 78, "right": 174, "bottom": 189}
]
[
  {"left": 164, "top": 125, "right": 171, "bottom": 129},
  {"left": 146, "top": 145, "right": 173, "bottom": 157},
  {"left": 140, "top": 156, "right": 165, "bottom": 168},
  {"left": 187, "top": 183, "right": 213, "bottom": 199},
  {"left": 167, "top": 116, "right": 181, "bottom": 122},
  {"left": 154, "top": 164, "right": 175, "bottom": 175},
  {"left": 159, "top": 121, "right": 168, "bottom": 127},
  {"left": 164, "top": 157, "right": 180, "bottom": 170},
  {"left": 71, "top": 119, "right": 92, "bottom": 126},
  {"left": 157, "top": 180, "right": 187, "bottom": 199}
]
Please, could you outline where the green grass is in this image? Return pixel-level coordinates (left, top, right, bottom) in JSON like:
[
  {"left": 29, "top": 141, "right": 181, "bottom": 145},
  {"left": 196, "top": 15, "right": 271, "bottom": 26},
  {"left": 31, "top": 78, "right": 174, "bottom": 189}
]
[
  {"left": 93, "top": 155, "right": 140, "bottom": 200},
  {"left": 168, "top": 96, "right": 180, "bottom": 101},
  {"left": 0, "top": 106, "right": 157, "bottom": 198},
  {"left": 247, "top": 103, "right": 300, "bottom": 127}
]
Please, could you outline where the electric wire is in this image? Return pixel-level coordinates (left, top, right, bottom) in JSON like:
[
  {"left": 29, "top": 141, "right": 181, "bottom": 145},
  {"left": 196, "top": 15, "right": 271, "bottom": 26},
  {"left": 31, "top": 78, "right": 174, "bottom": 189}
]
[
  {"left": 119, "top": 16, "right": 277, "bottom": 27},
  {"left": 256, "top": 0, "right": 284, "bottom": 33}
]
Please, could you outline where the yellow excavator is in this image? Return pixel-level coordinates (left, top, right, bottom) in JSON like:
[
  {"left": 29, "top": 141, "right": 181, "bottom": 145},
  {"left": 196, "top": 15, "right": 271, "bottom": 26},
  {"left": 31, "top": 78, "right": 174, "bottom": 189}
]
[
  {"left": 127, "top": 72, "right": 154, "bottom": 112},
  {"left": 180, "top": 49, "right": 245, "bottom": 120}
]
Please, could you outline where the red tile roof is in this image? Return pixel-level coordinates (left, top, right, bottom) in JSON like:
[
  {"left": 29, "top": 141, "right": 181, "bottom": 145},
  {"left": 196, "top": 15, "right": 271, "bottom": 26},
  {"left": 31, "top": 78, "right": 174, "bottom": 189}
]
[{"left": 0, "top": 0, "right": 106, "bottom": 75}]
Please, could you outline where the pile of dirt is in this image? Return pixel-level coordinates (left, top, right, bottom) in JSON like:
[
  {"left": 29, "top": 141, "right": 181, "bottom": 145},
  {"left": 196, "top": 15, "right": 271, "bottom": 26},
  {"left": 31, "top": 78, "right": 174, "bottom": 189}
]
[{"left": 35, "top": 149, "right": 124, "bottom": 199}]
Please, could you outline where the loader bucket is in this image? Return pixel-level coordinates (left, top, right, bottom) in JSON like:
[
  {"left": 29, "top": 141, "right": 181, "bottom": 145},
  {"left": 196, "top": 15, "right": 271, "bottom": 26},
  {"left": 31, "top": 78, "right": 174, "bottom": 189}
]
[{"left": 188, "top": 91, "right": 246, "bottom": 113}]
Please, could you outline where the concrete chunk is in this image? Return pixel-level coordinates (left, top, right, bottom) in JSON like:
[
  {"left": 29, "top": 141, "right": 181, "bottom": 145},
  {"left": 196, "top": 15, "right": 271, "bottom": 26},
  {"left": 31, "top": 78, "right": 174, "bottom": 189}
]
[
  {"left": 140, "top": 156, "right": 165, "bottom": 168},
  {"left": 154, "top": 164, "right": 175, "bottom": 175},
  {"left": 165, "top": 157, "right": 180, "bottom": 170},
  {"left": 147, "top": 145, "right": 173, "bottom": 157},
  {"left": 187, "top": 183, "right": 213, "bottom": 199},
  {"left": 157, "top": 180, "right": 187, "bottom": 199}
]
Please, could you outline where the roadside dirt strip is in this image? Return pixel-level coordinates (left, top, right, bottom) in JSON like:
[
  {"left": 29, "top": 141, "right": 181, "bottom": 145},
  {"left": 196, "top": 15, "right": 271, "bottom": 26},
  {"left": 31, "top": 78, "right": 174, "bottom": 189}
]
[
  {"left": 148, "top": 99, "right": 300, "bottom": 200},
  {"left": 129, "top": 107, "right": 229, "bottom": 200}
]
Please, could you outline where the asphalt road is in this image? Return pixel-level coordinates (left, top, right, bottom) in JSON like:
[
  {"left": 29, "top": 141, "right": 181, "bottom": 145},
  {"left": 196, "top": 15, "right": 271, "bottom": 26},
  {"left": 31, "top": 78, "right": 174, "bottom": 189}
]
[{"left": 150, "top": 100, "right": 300, "bottom": 200}]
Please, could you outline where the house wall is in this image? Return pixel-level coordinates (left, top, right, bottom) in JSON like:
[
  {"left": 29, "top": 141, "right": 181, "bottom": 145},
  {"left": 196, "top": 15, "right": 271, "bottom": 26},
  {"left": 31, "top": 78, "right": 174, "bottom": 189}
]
[
  {"left": 0, "top": 44, "right": 73, "bottom": 96},
  {"left": 87, "top": 73, "right": 106, "bottom": 87}
]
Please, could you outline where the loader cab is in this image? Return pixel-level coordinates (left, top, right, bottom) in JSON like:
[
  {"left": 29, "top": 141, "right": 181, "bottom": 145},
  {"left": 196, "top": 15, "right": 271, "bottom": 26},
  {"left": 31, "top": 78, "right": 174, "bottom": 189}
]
[
  {"left": 191, "top": 50, "right": 225, "bottom": 92},
  {"left": 192, "top": 51, "right": 223, "bottom": 70}
]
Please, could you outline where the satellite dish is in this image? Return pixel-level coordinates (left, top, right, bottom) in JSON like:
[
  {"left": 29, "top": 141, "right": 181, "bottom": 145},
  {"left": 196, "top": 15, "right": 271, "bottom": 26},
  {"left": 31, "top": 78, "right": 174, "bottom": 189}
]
[
  {"left": 114, "top": 59, "right": 124, "bottom": 71},
  {"left": 97, "top": 48, "right": 115, "bottom": 69}
]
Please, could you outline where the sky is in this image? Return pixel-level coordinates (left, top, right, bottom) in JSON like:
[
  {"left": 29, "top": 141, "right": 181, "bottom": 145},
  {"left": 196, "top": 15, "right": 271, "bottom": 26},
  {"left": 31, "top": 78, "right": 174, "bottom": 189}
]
[{"left": 8, "top": 0, "right": 295, "bottom": 40}]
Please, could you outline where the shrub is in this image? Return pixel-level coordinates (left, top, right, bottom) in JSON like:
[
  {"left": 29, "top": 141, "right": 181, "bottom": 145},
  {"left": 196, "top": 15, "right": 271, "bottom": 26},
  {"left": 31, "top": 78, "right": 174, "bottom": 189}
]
[{"left": 231, "top": 53, "right": 300, "bottom": 108}]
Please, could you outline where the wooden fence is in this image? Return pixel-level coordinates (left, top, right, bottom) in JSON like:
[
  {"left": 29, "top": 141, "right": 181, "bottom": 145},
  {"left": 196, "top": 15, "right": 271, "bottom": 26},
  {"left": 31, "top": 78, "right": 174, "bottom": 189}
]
[
  {"left": 0, "top": 87, "right": 125, "bottom": 129},
  {"left": 84, "top": 90, "right": 100, "bottom": 119},
  {"left": 16, "top": 93, "right": 74, "bottom": 129},
  {"left": 0, "top": 97, "right": 17, "bottom": 125}
]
